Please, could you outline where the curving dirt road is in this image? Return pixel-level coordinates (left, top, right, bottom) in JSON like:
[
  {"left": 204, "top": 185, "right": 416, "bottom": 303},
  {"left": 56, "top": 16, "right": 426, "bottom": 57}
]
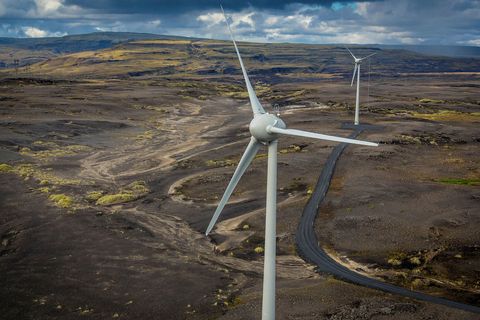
[{"left": 295, "top": 128, "right": 480, "bottom": 315}]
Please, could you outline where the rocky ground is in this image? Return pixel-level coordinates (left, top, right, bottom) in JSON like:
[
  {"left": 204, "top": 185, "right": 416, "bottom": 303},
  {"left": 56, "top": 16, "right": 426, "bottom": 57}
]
[{"left": 0, "top": 37, "right": 479, "bottom": 319}]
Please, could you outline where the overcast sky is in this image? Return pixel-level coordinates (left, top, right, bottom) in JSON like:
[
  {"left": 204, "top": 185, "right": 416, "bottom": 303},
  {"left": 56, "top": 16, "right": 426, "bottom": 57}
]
[{"left": 0, "top": 0, "right": 479, "bottom": 46}]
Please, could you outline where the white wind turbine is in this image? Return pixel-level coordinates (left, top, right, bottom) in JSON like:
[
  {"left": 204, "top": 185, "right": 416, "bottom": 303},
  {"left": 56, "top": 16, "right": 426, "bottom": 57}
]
[
  {"left": 346, "top": 47, "right": 376, "bottom": 125},
  {"left": 205, "top": 6, "right": 379, "bottom": 320}
]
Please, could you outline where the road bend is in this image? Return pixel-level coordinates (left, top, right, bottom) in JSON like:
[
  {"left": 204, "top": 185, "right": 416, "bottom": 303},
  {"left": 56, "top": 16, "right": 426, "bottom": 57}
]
[{"left": 295, "top": 129, "right": 480, "bottom": 314}]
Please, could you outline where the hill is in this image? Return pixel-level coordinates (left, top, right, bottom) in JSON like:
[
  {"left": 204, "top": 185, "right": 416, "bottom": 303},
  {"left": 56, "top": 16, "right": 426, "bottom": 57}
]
[
  {"left": 0, "top": 32, "right": 195, "bottom": 68},
  {"left": 1, "top": 37, "right": 479, "bottom": 81}
]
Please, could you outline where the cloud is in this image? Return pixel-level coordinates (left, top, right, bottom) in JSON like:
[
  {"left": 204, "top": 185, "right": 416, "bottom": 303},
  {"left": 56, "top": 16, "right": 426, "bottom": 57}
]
[
  {"left": 22, "top": 25, "right": 67, "bottom": 37},
  {"left": 0, "top": 0, "right": 478, "bottom": 46},
  {"left": 22, "top": 26, "right": 48, "bottom": 37},
  {"left": 465, "top": 39, "right": 480, "bottom": 46},
  {"left": 34, "top": 0, "right": 63, "bottom": 15},
  {"left": 61, "top": 0, "right": 375, "bottom": 14},
  {"left": 197, "top": 12, "right": 224, "bottom": 28}
]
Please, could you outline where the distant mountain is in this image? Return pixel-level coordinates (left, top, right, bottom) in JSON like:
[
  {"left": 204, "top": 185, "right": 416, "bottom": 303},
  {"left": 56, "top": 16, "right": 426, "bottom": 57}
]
[{"left": 0, "top": 32, "right": 195, "bottom": 54}]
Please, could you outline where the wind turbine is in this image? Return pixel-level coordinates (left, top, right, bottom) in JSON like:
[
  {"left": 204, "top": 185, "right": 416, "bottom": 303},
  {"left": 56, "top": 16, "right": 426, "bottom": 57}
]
[
  {"left": 346, "top": 47, "right": 376, "bottom": 125},
  {"left": 206, "top": 6, "right": 378, "bottom": 320}
]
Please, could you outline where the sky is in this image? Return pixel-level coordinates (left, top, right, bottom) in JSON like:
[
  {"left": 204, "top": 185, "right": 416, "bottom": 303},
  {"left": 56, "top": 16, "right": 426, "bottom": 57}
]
[{"left": 0, "top": 0, "right": 479, "bottom": 46}]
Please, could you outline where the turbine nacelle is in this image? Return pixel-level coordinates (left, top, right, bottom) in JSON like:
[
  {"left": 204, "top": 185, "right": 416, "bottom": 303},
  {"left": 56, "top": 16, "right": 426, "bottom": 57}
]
[{"left": 249, "top": 113, "right": 286, "bottom": 143}]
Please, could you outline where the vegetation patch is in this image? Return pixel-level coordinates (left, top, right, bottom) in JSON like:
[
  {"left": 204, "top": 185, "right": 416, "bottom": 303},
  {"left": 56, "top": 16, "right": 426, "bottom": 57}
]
[
  {"left": 127, "top": 180, "right": 149, "bottom": 194},
  {"left": 225, "top": 234, "right": 265, "bottom": 260},
  {"left": 0, "top": 163, "right": 13, "bottom": 173},
  {"left": 386, "top": 251, "right": 424, "bottom": 269},
  {"left": 10, "top": 163, "right": 83, "bottom": 185},
  {"left": 96, "top": 193, "right": 137, "bottom": 206},
  {"left": 254, "top": 247, "right": 264, "bottom": 254},
  {"left": 49, "top": 194, "right": 73, "bottom": 208},
  {"left": 85, "top": 191, "right": 104, "bottom": 202},
  {"left": 37, "top": 187, "right": 52, "bottom": 193},
  {"left": 135, "top": 130, "right": 155, "bottom": 140},
  {"left": 279, "top": 144, "right": 306, "bottom": 154},
  {"left": 306, "top": 185, "right": 314, "bottom": 195},
  {"left": 20, "top": 143, "right": 92, "bottom": 160},
  {"left": 95, "top": 180, "right": 149, "bottom": 206},
  {"left": 434, "top": 178, "right": 480, "bottom": 186},
  {"left": 219, "top": 82, "right": 271, "bottom": 99},
  {"left": 391, "top": 132, "right": 463, "bottom": 146},
  {"left": 411, "top": 110, "right": 480, "bottom": 122},
  {"left": 205, "top": 158, "right": 238, "bottom": 168}
]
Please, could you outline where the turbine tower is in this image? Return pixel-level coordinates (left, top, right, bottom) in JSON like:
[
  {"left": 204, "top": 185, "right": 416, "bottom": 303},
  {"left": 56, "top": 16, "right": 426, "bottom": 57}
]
[
  {"left": 206, "top": 7, "right": 379, "bottom": 320},
  {"left": 346, "top": 47, "right": 376, "bottom": 125}
]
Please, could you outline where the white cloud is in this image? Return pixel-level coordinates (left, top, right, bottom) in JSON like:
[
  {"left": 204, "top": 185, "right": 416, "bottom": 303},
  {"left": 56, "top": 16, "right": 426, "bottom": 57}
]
[
  {"left": 0, "top": 0, "right": 478, "bottom": 46},
  {"left": 35, "top": 0, "right": 63, "bottom": 15},
  {"left": 285, "top": 14, "right": 313, "bottom": 29},
  {"left": 22, "top": 26, "right": 48, "bottom": 37},
  {"left": 265, "top": 16, "right": 279, "bottom": 26},
  {"left": 465, "top": 39, "right": 480, "bottom": 46},
  {"left": 197, "top": 11, "right": 255, "bottom": 31},
  {"left": 25, "top": 0, "right": 85, "bottom": 18},
  {"left": 197, "top": 12, "right": 224, "bottom": 27},
  {"left": 232, "top": 12, "right": 255, "bottom": 29},
  {"left": 22, "top": 26, "right": 66, "bottom": 37}
]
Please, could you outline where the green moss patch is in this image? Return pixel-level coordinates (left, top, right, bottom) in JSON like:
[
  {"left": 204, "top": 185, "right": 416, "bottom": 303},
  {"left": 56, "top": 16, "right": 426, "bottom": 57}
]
[
  {"left": 135, "top": 130, "right": 154, "bottom": 140},
  {"left": 49, "top": 194, "right": 73, "bottom": 208},
  {"left": 95, "top": 181, "right": 149, "bottom": 206},
  {"left": 85, "top": 191, "right": 104, "bottom": 202},
  {"left": 435, "top": 178, "right": 480, "bottom": 186},
  {"left": 11, "top": 163, "right": 82, "bottom": 185},
  {"left": 37, "top": 187, "right": 52, "bottom": 193},
  {"left": 386, "top": 251, "right": 424, "bottom": 269},
  {"left": 254, "top": 246, "right": 264, "bottom": 254},
  {"left": 205, "top": 158, "right": 238, "bottom": 168},
  {"left": 20, "top": 143, "right": 92, "bottom": 160},
  {"left": 0, "top": 163, "right": 13, "bottom": 173},
  {"left": 411, "top": 110, "right": 480, "bottom": 122},
  {"left": 279, "top": 144, "right": 305, "bottom": 154},
  {"left": 96, "top": 193, "right": 137, "bottom": 206}
]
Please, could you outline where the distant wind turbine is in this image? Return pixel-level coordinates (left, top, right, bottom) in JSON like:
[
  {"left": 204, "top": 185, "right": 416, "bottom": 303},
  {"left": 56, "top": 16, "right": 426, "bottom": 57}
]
[
  {"left": 205, "top": 6, "right": 379, "bottom": 320},
  {"left": 346, "top": 47, "right": 376, "bottom": 125}
]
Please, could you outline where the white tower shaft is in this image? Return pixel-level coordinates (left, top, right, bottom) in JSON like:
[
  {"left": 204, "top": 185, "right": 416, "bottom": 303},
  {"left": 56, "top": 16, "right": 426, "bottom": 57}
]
[
  {"left": 207, "top": 13, "right": 379, "bottom": 320},
  {"left": 355, "top": 63, "right": 361, "bottom": 125},
  {"left": 262, "top": 140, "right": 277, "bottom": 320}
]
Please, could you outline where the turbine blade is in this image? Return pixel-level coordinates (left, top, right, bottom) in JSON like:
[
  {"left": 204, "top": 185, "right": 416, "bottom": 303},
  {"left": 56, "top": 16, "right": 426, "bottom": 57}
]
[
  {"left": 268, "top": 127, "right": 378, "bottom": 147},
  {"left": 345, "top": 47, "right": 357, "bottom": 59},
  {"left": 205, "top": 137, "right": 261, "bottom": 235},
  {"left": 351, "top": 64, "right": 358, "bottom": 86},
  {"left": 359, "top": 52, "right": 377, "bottom": 61},
  {"left": 220, "top": 5, "right": 265, "bottom": 115}
]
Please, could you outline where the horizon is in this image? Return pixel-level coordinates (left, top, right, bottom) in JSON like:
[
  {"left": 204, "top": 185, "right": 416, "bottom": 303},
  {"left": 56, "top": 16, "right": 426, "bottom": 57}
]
[{"left": 2, "top": 31, "right": 480, "bottom": 49}]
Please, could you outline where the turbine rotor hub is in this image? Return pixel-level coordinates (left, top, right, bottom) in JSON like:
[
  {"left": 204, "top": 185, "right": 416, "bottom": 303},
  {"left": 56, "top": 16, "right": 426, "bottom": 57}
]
[{"left": 249, "top": 113, "right": 286, "bottom": 143}]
